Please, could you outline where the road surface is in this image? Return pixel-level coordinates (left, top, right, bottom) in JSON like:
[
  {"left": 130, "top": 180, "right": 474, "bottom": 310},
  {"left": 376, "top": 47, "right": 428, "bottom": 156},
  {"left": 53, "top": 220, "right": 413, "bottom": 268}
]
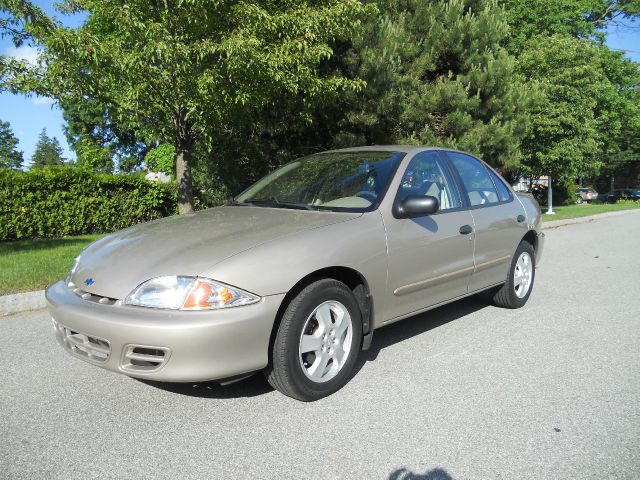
[{"left": 1, "top": 212, "right": 639, "bottom": 479}]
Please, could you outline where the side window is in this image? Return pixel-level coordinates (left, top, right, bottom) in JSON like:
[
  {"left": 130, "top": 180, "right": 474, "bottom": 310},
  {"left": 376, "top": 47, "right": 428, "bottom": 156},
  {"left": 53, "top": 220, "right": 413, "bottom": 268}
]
[
  {"left": 447, "top": 152, "right": 499, "bottom": 207},
  {"left": 398, "top": 151, "right": 461, "bottom": 211},
  {"left": 487, "top": 168, "right": 512, "bottom": 202}
]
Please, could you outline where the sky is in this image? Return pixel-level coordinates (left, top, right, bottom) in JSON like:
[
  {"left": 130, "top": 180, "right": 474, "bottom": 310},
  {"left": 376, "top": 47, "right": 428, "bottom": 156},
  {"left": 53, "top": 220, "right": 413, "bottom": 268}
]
[{"left": 0, "top": 3, "right": 639, "bottom": 167}]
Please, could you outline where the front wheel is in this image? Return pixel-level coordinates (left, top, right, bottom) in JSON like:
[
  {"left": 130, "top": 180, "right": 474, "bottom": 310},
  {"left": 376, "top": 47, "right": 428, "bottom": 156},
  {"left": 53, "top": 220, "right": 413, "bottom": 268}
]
[
  {"left": 265, "top": 279, "right": 362, "bottom": 401},
  {"left": 492, "top": 241, "right": 536, "bottom": 309}
]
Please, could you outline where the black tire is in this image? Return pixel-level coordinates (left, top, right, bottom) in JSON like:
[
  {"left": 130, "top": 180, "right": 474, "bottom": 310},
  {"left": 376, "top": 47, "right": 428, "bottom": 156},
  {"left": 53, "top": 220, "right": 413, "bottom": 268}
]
[
  {"left": 492, "top": 241, "right": 536, "bottom": 309},
  {"left": 264, "top": 279, "right": 363, "bottom": 401}
]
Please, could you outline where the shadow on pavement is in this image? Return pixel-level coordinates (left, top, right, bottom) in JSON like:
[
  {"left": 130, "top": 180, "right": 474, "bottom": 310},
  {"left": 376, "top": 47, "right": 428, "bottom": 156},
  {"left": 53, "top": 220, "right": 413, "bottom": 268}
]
[
  {"left": 389, "top": 467, "right": 454, "bottom": 480},
  {"left": 138, "top": 293, "right": 490, "bottom": 399},
  {"left": 354, "top": 293, "right": 490, "bottom": 370},
  {"left": 135, "top": 373, "right": 273, "bottom": 398}
]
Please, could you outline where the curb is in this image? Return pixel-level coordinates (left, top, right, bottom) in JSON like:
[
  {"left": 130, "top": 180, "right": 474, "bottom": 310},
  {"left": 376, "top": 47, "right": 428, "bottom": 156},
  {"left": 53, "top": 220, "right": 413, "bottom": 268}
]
[
  {"left": 0, "top": 290, "right": 46, "bottom": 317},
  {"left": 542, "top": 207, "right": 640, "bottom": 229}
]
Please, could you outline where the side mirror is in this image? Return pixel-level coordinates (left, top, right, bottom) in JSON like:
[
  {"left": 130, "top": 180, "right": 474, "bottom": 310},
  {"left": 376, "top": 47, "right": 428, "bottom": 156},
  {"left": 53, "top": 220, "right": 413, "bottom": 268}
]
[{"left": 393, "top": 195, "right": 439, "bottom": 218}]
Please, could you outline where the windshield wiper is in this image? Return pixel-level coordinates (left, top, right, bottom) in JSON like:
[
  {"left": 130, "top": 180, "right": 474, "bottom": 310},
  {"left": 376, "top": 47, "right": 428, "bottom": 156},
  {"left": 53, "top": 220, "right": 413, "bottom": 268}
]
[
  {"left": 228, "top": 196, "right": 249, "bottom": 206},
  {"left": 245, "top": 197, "right": 316, "bottom": 211}
]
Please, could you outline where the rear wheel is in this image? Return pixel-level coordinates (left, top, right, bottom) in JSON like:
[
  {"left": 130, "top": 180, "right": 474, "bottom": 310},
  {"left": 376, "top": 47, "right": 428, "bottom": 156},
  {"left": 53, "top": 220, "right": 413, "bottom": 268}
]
[
  {"left": 265, "top": 279, "right": 362, "bottom": 401},
  {"left": 492, "top": 241, "right": 535, "bottom": 309}
]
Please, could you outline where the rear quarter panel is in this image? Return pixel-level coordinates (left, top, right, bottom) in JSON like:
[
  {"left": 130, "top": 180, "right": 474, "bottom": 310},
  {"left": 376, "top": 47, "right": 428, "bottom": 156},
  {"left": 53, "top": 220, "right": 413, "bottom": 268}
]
[{"left": 516, "top": 192, "right": 544, "bottom": 262}]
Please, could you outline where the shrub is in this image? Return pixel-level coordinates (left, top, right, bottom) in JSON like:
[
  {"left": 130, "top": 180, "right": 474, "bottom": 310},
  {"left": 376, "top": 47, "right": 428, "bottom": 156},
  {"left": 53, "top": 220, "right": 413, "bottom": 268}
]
[
  {"left": 530, "top": 180, "right": 580, "bottom": 206},
  {"left": 0, "top": 167, "right": 177, "bottom": 240}
]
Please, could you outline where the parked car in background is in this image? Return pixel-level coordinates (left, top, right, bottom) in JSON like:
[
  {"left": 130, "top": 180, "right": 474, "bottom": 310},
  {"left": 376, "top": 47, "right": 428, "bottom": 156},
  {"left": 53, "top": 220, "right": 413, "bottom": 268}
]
[
  {"left": 598, "top": 188, "right": 640, "bottom": 203},
  {"left": 46, "top": 146, "right": 544, "bottom": 401},
  {"left": 575, "top": 187, "right": 598, "bottom": 204}
]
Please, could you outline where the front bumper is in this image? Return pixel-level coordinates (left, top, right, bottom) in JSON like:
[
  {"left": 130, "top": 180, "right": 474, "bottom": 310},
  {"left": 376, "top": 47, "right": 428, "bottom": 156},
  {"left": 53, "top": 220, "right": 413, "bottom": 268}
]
[{"left": 46, "top": 280, "right": 285, "bottom": 382}]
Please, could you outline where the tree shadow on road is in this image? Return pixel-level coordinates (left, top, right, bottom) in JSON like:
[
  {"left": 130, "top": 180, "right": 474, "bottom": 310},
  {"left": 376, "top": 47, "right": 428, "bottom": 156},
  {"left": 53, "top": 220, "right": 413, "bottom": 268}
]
[
  {"left": 137, "top": 293, "right": 490, "bottom": 399},
  {"left": 389, "top": 467, "right": 454, "bottom": 480}
]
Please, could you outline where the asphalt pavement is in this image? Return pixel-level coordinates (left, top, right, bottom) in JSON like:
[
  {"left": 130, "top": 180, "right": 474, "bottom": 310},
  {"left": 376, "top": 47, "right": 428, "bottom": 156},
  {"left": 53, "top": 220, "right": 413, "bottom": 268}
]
[{"left": 1, "top": 213, "right": 639, "bottom": 479}]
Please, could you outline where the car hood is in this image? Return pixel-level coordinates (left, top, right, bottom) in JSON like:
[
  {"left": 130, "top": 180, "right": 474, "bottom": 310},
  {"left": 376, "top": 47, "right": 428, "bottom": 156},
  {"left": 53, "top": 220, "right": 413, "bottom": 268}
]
[{"left": 70, "top": 206, "right": 361, "bottom": 300}]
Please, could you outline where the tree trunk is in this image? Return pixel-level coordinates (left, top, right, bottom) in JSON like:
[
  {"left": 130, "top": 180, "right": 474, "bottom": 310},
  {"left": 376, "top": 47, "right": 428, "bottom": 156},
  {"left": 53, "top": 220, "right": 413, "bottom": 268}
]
[{"left": 175, "top": 137, "right": 195, "bottom": 215}]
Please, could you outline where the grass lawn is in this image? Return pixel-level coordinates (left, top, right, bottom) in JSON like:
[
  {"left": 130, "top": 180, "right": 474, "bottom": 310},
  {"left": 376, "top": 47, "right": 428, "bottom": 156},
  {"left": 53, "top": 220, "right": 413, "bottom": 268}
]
[
  {"left": 0, "top": 234, "right": 103, "bottom": 295},
  {"left": 542, "top": 202, "right": 640, "bottom": 221}
]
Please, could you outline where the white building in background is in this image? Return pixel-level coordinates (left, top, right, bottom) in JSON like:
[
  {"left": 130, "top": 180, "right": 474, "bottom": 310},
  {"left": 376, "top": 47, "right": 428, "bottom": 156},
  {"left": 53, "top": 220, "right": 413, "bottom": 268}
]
[
  {"left": 145, "top": 171, "right": 172, "bottom": 183},
  {"left": 512, "top": 175, "right": 549, "bottom": 192}
]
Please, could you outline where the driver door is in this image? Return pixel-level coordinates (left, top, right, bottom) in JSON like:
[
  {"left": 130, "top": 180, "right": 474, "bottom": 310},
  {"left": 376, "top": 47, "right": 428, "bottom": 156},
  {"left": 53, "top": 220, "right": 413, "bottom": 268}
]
[{"left": 382, "top": 151, "right": 475, "bottom": 321}]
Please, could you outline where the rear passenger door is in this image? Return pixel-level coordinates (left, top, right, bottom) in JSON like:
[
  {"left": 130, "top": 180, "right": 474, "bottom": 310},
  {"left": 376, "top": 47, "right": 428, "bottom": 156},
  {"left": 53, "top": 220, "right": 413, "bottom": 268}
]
[{"left": 444, "top": 151, "right": 528, "bottom": 292}]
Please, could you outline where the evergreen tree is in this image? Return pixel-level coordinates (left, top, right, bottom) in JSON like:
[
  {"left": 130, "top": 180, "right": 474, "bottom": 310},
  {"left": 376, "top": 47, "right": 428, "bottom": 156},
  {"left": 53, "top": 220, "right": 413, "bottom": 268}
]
[
  {"left": 30, "top": 128, "right": 64, "bottom": 168},
  {"left": 0, "top": 120, "right": 23, "bottom": 169},
  {"left": 333, "top": 0, "right": 535, "bottom": 170}
]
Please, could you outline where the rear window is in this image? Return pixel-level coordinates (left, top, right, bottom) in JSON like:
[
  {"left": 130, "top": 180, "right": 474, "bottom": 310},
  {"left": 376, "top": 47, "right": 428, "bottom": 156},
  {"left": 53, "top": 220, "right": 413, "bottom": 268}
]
[
  {"left": 487, "top": 168, "right": 512, "bottom": 202},
  {"left": 446, "top": 152, "right": 499, "bottom": 207}
]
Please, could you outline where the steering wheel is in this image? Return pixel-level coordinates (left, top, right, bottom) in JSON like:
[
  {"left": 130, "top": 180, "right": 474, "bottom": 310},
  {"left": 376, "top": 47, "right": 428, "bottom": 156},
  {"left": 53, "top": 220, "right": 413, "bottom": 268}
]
[{"left": 355, "top": 191, "right": 377, "bottom": 203}]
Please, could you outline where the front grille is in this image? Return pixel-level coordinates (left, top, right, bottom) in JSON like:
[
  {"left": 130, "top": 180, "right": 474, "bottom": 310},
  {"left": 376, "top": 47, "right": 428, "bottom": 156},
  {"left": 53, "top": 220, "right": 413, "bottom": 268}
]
[
  {"left": 120, "top": 345, "right": 170, "bottom": 373},
  {"left": 57, "top": 323, "right": 111, "bottom": 363},
  {"left": 68, "top": 282, "right": 119, "bottom": 306}
]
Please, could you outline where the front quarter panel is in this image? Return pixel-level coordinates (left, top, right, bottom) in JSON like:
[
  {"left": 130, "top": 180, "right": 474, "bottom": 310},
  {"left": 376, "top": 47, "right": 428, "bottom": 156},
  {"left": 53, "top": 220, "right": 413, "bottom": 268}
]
[{"left": 203, "top": 212, "right": 389, "bottom": 329}]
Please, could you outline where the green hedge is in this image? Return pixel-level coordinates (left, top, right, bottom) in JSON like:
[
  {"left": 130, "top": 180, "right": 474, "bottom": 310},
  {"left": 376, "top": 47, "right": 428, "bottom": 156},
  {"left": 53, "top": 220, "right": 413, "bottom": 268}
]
[{"left": 0, "top": 167, "right": 177, "bottom": 240}]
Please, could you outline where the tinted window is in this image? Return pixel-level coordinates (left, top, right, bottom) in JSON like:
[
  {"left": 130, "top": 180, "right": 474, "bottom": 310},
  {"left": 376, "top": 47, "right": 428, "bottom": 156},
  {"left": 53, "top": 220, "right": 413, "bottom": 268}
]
[
  {"left": 398, "top": 151, "right": 461, "bottom": 211},
  {"left": 447, "top": 152, "right": 499, "bottom": 206},
  {"left": 487, "top": 168, "right": 511, "bottom": 202}
]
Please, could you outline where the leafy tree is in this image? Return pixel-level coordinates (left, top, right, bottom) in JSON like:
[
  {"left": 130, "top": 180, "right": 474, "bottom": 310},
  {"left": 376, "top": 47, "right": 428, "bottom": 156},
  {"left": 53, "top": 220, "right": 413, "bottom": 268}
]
[
  {"left": 2, "top": 0, "right": 375, "bottom": 214},
  {"left": 503, "top": 0, "right": 640, "bottom": 51},
  {"left": 0, "top": 119, "right": 23, "bottom": 169},
  {"left": 73, "top": 134, "right": 114, "bottom": 173},
  {"left": 60, "top": 95, "right": 149, "bottom": 172},
  {"left": 502, "top": 1, "right": 640, "bottom": 186},
  {"left": 596, "top": 48, "right": 640, "bottom": 159},
  {"left": 516, "top": 35, "right": 611, "bottom": 182},
  {"left": 30, "top": 128, "right": 64, "bottom": 168},
  {"left": 144, "top": 144, "right": 175, "bottom": 178},
  {"left": 0, "top": 0, "right": 52, "bottom": 47}
]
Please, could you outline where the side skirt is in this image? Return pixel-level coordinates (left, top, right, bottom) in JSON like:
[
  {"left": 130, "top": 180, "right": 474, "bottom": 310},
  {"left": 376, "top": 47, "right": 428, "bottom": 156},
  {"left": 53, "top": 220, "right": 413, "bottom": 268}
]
[{"left": 380, "top": 281, "right": 506, "bottom": 327}]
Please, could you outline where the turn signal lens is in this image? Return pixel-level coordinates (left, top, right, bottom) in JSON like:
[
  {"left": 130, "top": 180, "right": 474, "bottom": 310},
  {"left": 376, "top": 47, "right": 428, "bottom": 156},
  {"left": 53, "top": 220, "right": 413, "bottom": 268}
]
[{"left": 182, "top": 279, "right": 258, "bottom": 310}]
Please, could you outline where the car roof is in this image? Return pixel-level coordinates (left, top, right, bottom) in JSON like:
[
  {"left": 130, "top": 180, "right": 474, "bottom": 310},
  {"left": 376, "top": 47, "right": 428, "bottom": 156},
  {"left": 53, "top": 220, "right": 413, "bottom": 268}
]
[
  {"left": 320, "top": 145, "right": 431, "bottom": 154},
  {"left": 320, "top": 145, "right": 476, "bottom": 155}
]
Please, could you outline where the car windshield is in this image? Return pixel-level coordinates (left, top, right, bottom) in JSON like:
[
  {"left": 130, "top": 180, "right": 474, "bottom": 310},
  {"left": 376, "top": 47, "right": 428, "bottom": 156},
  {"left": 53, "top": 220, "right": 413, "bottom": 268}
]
[{"left": 235, "top": 151, "right": 406, "bottom": 211}]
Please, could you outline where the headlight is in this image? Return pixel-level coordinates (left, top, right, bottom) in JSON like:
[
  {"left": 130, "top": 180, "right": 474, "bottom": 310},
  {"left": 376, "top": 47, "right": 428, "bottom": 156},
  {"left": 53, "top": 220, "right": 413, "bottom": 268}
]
[{"left": 124, "top": 276, "right": 260, "bottom": 310}]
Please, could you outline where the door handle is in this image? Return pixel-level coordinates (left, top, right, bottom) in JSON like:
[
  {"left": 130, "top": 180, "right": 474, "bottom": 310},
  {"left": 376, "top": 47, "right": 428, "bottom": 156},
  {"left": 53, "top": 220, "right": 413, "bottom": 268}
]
[
  {"left": 516, "top": 214, "right": 526, "bottom": 223},
  {"left": 459, "top": 225, "right": 473, "bottom": 235}
]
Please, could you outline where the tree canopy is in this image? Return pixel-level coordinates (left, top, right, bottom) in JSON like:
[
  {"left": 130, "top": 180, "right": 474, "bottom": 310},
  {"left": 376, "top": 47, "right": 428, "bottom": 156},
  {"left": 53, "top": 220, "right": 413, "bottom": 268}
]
[
  {"left": 0, "top": 119, "right": 23, "bottom": 169},
  {"left": 1, "top": 0, "right": 639, "bottom": 203},
  {"left": 503, "top": 0, "right": 640, "bottom": 50},
  {"left": 2, "top": 0, "right": 376, "bottom": 213}
]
